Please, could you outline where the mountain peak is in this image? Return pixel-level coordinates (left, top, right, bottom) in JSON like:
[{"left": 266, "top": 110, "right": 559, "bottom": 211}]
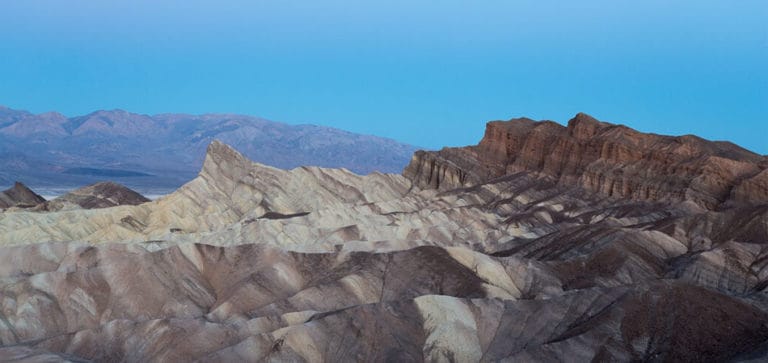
[
  {"left": 39, "top": 181, "right": 150, "bottom": 211},
  {"left": 567, "top": 112, "right": 610, "bottom": 139},
  {"left": 0, "top": 181, "right": 45, "bottom": 209},
  {"left": 0, "top": 105, "right": 418, "bottom": 186},
  {"left": 205, "top": 139, "right": 250, "bottom": 165},
  {"left": 200, "top": 140, "right": 263, "bottom": 187}
]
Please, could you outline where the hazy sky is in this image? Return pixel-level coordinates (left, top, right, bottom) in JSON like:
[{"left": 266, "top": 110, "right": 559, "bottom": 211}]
[{"left": 1, "top": 1, "right": 766, "bottom": 153}]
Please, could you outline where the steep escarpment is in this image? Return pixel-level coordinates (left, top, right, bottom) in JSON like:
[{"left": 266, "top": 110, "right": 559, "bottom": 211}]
[
  {"left": 404, "top": 113, "right": 768, "bottom": 209},
  {"left": 0, "top": 182, "right": 45, "bottom": 209}
]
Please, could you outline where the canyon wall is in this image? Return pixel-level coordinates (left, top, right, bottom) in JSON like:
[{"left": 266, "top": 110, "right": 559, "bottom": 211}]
[{"left": 405, "top": 113, "right": 768, "bottom": 209}]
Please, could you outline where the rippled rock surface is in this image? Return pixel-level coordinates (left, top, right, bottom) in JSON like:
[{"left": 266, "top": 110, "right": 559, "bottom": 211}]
[{"left": 1, "top": 115, "right": 768, "bottom": 361}]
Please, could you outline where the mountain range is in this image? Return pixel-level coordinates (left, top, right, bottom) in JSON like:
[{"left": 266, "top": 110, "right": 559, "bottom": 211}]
[
  {"left": 1, "top": 113, "right": 767, "bottom": 361},
  {"left": 0, "top": 105, "right": 418, "bottom": 192}
]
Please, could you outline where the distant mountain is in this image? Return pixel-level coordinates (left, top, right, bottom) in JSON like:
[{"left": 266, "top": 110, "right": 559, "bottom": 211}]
[{"left": 0, "top": 106, "right": 418, "bottom": 192}]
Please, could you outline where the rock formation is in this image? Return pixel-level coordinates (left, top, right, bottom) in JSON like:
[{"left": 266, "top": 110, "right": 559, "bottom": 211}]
[
  {"left": 1, "top": 115, "right": 768, "bottom": 361},
  {"left": 36, "top": 181, "right": 150, "bottom": 211},
  {"left": 404, "top": 113, "right": 768, "bottom": 209},
  {"left": 0, "top": 181, "right": 45, "bottom": 209}
]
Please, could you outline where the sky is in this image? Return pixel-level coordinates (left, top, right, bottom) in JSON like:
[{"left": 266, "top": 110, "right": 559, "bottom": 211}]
[{"left": 0, "top": 1, "right": 766, "bottom": 153}]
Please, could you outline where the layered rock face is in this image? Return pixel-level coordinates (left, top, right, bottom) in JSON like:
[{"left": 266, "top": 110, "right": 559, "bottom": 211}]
[
  {"left": 1, "top": 127, "right": 768, "bottom": 361},
  {"left": 2, "top": 243, "right": 767, "bottom": 362},
  {"left": 404, "top": 113, "right": 768, "bottom": 209},
  {"left": 0, "top": 182, "right": 45, "bottom": 209}
]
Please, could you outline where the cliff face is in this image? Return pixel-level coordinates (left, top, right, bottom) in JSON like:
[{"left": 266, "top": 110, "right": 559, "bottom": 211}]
[{"left": 404, "top": 113, "right": 768, "bottom": 209}]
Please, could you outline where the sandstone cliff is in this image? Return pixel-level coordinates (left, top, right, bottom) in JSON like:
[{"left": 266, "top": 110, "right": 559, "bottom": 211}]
[{"left": 404, "top": 113, "right": 768, "bottom": 209}]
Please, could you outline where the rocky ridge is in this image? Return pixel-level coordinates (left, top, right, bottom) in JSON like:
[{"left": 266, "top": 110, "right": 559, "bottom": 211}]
[
  {"left": 36, "top": 181, "right": 150, "bottom": 212},
  {"left": 0, "top": 182, "right": 45, "bottom": 210},
  {"left": 1, "top": 116, "right": 768, "bottom": 361},
  {"left": 404, "top": 113, "right": 768, "bottom": 209},
  {"left": 0, "top": 106, "right": 418, "bottom": 189}
]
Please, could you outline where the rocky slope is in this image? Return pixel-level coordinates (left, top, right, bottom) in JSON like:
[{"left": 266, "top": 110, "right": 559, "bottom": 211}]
[
  {"left": 36, "top": 182, "right": 150, "bottom": 212},
  {"left": 1, "top": 117, "right": 768, "bottom": 361},
  {"left": 0, "top": 106, "right": 418, "bottom": 190},
  {"left": 2, "top": 242, "right": 766, "bottom": 362},
  {"left": 0, "top": 182, "right": 45, "bottom": 210},
  {"left": 404, "top": 113, "right": 768, "bottom": 209}
]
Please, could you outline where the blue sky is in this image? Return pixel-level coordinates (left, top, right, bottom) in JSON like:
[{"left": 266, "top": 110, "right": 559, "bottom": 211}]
[{"left": 0, "top": 1, "right": 766, "bottom": 153}]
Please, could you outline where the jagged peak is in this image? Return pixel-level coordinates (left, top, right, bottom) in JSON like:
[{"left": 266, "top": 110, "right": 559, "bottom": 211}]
[
  {"left": 9, "top": 181, "right": 39, "bottom": 195},
  {"left": 405, "top": 113, "right": 768, "bottom": 209},
  {"left": 571, "top": 112, "right": 599, "bottom": 122},
  {"left": 74, "top": 181, "right": 142, "bottom": 194},
  {"left": 199, "top": 140, "right": 275, "bottom": 183},
  {"left": 204, "top": 140, "right": 250, "bottom": 165},
  {"left": 567, "top": 112, "right": 610, "bottom": 139},
  {"left": 0, "top": 181, "right": 46, "bottom": 209},
  {"left": 39, "top": 181, "right": 149, "bottom": 211}
]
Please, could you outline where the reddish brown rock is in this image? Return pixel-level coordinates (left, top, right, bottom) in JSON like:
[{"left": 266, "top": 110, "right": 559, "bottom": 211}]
[
  {"left": 404, "top": 113, "right": 768, "bottom": 209},
  {"left": 732, "top": 168, "right": 768, "bottom": 205}
]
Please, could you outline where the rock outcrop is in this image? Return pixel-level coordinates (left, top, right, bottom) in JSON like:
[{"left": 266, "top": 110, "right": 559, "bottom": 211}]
[
  {"left": 0, "top": 181, "right": 45, "bottom": 209},
  {"left": 404, "top": 113, "right": 768, "bottom": 209},
  {"left": 1, "top": 129, "right": 768, "bottom": 361},
  {"left": 0, "top": 141, "right": 413, "bottom": 245},
  {"left": 36, "top": 181, "right": 150, "bottom": 211}
]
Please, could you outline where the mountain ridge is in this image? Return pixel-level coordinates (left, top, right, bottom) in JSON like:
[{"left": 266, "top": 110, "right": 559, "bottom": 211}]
[
  {"left": 36, "top": 181, "right": 150, "bottom": 211},
  {"left": 0, "top": 106, "right": 419, "bottom": 190},
  {"left": 404, "top": 112, "right": 768, "bottom": 210},
  {"left": 0, "top": 181, "right": 46, "bottom": 209},
  {"left": 1, "top": 113, "right": 768, "bottom": 361}
]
